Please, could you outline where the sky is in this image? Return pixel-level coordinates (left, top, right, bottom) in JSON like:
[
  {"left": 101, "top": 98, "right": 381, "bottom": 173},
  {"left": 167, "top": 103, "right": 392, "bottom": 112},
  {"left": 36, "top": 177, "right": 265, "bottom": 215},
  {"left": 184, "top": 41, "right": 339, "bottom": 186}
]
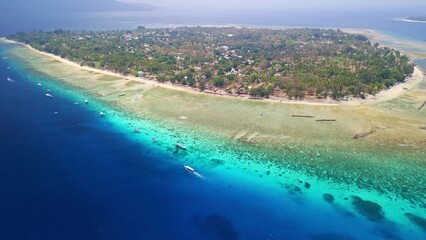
[
  {"left": 0, "top": 0, "right": 425, "bottom": 37},
  {"left": 0, "top": 0, "right": 156, "bottom": 12},
  {"left": 117, "top": 0, "right": 426, "bottom": 11},
  {"left": 1, "top": 0, "right": 425, "bottom": 12}
]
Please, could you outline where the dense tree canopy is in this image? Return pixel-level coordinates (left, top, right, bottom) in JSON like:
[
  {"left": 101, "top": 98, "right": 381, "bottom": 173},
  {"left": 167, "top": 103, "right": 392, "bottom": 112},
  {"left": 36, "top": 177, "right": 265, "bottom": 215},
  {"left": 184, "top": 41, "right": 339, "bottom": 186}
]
[{"left": 9, "top": 27, "right": 414, "bottom": 99}]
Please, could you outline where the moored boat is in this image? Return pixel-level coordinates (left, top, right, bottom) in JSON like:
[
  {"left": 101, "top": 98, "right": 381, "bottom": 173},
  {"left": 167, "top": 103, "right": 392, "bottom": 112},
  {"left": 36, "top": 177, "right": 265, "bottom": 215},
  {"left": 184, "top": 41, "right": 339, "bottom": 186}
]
[
  {"left": 175, "top": 143, "right": 187, "bottom": 150},
  {"left": 184, "top": 165, "right": 195, "bottom": 172}
]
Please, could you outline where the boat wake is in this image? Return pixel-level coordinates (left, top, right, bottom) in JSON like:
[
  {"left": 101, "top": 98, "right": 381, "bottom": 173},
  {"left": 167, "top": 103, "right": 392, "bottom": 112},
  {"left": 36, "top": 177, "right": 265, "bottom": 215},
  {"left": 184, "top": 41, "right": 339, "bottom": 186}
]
[
  {"left": 193, "top": 172, "right": 206, "bottom": 180},
  {"left": 184, "top": 165, "right": 206, "bottom": 180}
]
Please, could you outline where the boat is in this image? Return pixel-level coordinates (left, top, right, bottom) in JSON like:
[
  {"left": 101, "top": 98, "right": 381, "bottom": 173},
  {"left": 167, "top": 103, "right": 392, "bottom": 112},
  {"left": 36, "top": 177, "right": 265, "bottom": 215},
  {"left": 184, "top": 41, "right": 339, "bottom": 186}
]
[
  {"left": 84, "top": 100, "right": 89, "bottom": 104},
  {"left": 45, "top": 93, "right": 53, "bottom": 98},
  {"left": 37, "top": 83, "right": 42, "bottom": 86},
  {"left": 6, "top": 77, "right": 14, "bottom": 82},
  {"left": 99, "top": 112, "right": 105, "bottom": 116},
  {"left": 134, "top": 128, "right": 140, "bottom": 133},
  {"left": 118, "top": 93, "right": 126, "bottom": 97},
  {"left": 184, "top": 165, "right": 195, "bottom": 172},
  {"left": 175, "top": 143, "right": 187, "bottom": 150},
  {"left": 151, "top": 137, "right": 158, "bottom": 142}
]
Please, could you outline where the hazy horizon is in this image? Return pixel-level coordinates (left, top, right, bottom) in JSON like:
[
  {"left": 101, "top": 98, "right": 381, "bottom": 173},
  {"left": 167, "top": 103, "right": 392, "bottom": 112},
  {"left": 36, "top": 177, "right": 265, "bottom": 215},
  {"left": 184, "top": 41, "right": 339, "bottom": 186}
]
[
  {"left": 2, "top": 0, "right": 426, "bottom": 12},
  {"left": 119, "top": 0, "right": 426, "bottom": 11},
  {"left": 1, "top": 0, "right": 425, "bottom": 38}
]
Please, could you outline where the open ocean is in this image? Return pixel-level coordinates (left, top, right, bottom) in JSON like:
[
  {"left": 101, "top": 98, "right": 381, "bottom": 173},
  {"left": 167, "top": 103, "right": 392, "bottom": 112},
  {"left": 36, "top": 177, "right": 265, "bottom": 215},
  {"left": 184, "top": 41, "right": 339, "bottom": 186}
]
[{"left": 0, "top": 10, "right": 425, "bottom": 240}]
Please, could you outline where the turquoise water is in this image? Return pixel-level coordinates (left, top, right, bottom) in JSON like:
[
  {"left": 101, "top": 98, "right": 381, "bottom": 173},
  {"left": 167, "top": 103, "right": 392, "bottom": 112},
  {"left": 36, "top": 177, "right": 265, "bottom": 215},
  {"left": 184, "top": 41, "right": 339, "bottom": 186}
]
[{"left": 1, "top": 41, "right": 425, "bottom": 239}]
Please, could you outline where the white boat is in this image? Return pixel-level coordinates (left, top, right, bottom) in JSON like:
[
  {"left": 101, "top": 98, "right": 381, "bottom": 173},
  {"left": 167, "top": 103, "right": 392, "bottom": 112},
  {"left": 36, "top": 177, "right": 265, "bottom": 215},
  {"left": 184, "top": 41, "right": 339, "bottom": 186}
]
[
  {"left": 6, "top": 77, "right": 14, "bottom": 82},
  {"left": 176, "top": 143, "right": 187, "bottom": 150},
  {"left": 84, "top": 100, "right": 89, "bottom": 104},
  {"left": 184, "top": 165, "right": 195, "bottom": 172},
  {"left": 99, "top": 112, "right": 105, "bottom": 116},
  {"left": 6, "top": 67, "right": 10, "bottom": 69},
  {"left": 37, "top": 83, "right": 42, "bottom": 86},
  {"left": 45, "top": 93, "right": 53, "bottom": 98}
]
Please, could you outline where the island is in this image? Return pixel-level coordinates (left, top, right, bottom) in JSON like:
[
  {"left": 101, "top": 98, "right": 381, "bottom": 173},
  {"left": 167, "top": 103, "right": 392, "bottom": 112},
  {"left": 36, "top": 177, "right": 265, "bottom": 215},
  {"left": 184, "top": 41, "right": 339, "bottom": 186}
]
[
  {"left": 1, "top": 26, "right": 425, "bottom": 238},
  {"left": 9, "top": 27, "right": 414, "bottom": 100},
  {"left": 401, "top": 16, "right": 426, "bottom": 23}
]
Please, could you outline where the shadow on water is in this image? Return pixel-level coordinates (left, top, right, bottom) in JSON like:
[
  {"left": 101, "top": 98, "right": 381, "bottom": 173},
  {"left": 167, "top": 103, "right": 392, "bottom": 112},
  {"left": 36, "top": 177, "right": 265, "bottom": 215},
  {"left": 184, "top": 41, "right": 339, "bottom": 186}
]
[{"left": 192, "top": 214, "right": 239, "bottom": 240}]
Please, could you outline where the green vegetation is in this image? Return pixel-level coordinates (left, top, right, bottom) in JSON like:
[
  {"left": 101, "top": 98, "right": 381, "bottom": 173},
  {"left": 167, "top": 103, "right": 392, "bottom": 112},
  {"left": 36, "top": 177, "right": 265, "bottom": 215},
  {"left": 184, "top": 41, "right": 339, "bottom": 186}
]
[{"left": 9, "top": 27, "right": 414, "bottom": 99}]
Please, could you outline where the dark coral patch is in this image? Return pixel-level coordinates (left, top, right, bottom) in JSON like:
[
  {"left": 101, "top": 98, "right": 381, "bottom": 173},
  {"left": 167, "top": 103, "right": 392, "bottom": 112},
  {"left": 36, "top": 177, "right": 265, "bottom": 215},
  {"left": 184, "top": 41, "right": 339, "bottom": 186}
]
[
  {"left": 209, "top": 159, "right": 225, "bottom": 167},
  {"left": 323, "top": 194, "right": 334, "bottom": 204},
  {"left": 304, "top": 182, "right": 311, "bottom": 189},
  {"left": 405, "top": 213, "right": 426, "bottom": 232},
  {"left": 351, "top": 196, "right": 384, "bottom": 222}
]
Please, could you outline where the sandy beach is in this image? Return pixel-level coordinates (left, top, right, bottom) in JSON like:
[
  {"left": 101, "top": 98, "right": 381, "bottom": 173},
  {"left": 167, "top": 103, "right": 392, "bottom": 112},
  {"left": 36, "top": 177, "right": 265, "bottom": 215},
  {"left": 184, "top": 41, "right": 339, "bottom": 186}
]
[
  {"left": 1, "top": 29, "right": 426, "bottom": 151},
  {"left": 2, "top": 35, "right": 424, "bottom": 107}
]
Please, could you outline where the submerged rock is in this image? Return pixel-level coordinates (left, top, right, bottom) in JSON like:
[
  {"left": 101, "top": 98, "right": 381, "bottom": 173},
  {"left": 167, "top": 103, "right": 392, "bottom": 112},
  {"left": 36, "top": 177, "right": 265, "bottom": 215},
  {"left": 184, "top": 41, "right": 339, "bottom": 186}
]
[
  {"left": 353, "top": 129, "right": 375, "bottom": 139},
  {"left": 351, "top": 196, "right": 384, "bottom": 222},
  {"left": 405, "top": 213, "right": 426, "bottom": 231},
  {"left": 304, "top": 182, "right": 311, "bottom": 189},
  {"left": 323, "top": 194, "right": 334, "bottom": 204}
]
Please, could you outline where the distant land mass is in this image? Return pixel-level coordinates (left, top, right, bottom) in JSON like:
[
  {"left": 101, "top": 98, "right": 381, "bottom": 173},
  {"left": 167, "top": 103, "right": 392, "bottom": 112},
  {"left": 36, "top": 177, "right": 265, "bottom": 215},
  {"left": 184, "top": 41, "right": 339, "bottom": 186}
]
[
  {"left": 9, "top": 27, "right": 414, "bottom": 100},
  {"left": 404, "top": 16, "right": 426, "bottom": 22}
]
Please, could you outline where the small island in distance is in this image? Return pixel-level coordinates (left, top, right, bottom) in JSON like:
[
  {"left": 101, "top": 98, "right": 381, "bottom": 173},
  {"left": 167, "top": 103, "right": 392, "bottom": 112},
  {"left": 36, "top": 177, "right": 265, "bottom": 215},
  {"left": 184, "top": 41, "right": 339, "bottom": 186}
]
[
  {"left": 402, "top": 16, "right": 426, "bottom": 22},
  {"left": 9, "top": 27, "right": 414, "bottom": 101}
]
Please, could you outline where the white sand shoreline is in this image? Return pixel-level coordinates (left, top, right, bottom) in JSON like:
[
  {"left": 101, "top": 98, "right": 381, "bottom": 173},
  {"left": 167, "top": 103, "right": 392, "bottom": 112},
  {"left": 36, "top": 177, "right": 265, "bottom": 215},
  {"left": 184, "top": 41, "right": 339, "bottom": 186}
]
[{"left": 1, "top": 31, "right": 424, "bottom": 107}]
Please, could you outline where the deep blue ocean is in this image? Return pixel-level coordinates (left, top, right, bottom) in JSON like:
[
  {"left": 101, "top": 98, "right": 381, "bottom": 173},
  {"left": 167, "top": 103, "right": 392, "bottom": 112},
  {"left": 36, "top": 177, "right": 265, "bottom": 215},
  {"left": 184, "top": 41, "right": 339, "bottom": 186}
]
[{"left": 0, "top": 9, "right": 426, "bottom": 240}]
